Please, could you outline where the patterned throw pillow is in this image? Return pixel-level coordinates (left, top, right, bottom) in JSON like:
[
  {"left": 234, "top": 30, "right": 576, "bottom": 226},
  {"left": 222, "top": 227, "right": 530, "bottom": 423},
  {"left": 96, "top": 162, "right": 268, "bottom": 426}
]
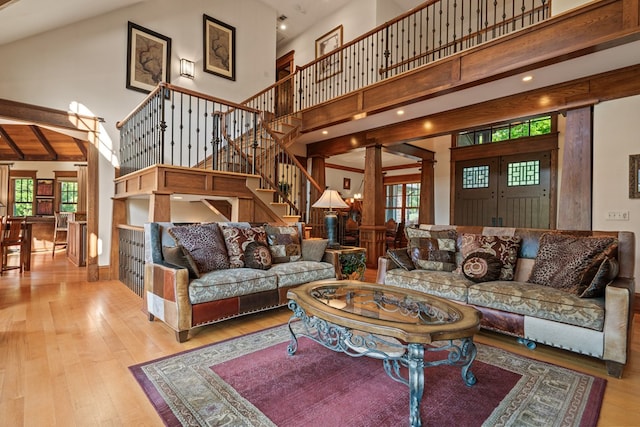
[
  {"left": 529, "top": 233, "right": 618, "bottom": 295},
  {"left": 162, "top": 245, "right": 200, "bottom": 278},
  {"left": 579, "top": 257, "right": 619, "bottom": 298},
  {"left": 301, "top": 239, "right": 328, "bottom": 262},
  {"left": 219, "top": 223, "right": 267, "bottom": 268},
  {"left": 386, "top": 248, "right": 415, "bottom": 271},
  {"left": 461, "top": 252, "right": 503, "bottom": 283},
  {"left": 458, "top": 234, "right": 521, "bottom": 281},
  {"left": 243, "top": 241, "right": 273, "bottom": 270},
  {"left": 405, "top": 228, "right": 457, "bottom": 272},
  {"left": 265, "top": 225, "right": 302, "bottom": 263},
  {"left": 167, "top": 223, "right": 230, "bottom": 274}
]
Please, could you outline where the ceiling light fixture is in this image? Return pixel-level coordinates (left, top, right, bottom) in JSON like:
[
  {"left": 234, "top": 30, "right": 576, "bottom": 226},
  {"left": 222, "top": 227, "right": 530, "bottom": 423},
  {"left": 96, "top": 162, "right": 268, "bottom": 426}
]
[
  {"left": 322, "top": 130, "right": 328, "bottom": 135},
  {"left": 522, "top": 75, "right": 533, "bottom": 82},
  {"left": 397, "top": 110, "right": 405, "bottom": 115}
]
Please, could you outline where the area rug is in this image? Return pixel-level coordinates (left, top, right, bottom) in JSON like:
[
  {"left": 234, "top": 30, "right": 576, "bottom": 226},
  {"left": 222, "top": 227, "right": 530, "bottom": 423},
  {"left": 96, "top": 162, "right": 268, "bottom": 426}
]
[{"left": 130, "top": 323, "right": 606, "bottom": 427}]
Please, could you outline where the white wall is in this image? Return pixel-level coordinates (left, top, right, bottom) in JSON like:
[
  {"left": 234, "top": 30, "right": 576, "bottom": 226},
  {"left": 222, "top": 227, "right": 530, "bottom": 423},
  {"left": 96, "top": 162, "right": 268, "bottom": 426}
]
[
  {"left": 593, "top": 95, "right": 640, "bottom": 279},
  {"left": 0, "top": 0, "right": 276, "bottom": 265},
  {"left": 10, "top": 161, "right": 78, "bottom": 176},
  {"left": 277, "top": 0, "right": 377, "bottom": 66}
]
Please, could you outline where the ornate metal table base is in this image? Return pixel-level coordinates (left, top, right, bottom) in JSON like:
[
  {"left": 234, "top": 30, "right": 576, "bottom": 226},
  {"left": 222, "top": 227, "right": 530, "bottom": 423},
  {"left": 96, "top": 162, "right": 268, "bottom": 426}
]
[{"left": 287, "top": 301, "right": 477, "bottom": 427}]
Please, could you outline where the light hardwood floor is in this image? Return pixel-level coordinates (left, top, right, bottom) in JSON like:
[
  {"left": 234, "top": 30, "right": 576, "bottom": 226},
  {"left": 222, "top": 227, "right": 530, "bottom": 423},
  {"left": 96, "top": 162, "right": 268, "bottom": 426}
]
[{"left": 1, "top": 251, "right": 638, "bottom": 426}]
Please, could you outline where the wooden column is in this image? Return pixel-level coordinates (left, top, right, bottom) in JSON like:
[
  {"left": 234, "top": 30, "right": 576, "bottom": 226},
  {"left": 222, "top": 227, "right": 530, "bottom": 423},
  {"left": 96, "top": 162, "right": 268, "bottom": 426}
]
[
  {"left": 360, "top": 145, "right": 385, "bottom": 267},
  {"left": 419, "top": 156, "right": 436, "bottom": 224},
  {"left": 309, "top": 156, "right": 327, "bottom": 238},
  {"left": 557, "top": 106, "right": 592, "bottom": 230},
  {"left": 149, "top": 193, "right": 171, "bottom": 222}
]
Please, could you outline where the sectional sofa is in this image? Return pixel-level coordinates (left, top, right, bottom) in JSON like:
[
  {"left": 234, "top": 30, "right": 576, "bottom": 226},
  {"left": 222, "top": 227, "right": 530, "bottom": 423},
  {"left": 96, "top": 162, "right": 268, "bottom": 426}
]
[
  {"left": 376, "top": 225, "right": 635, "bottom": 378},
  {"left": 143, "top": 221, "right": 336, "bottom": 342}
]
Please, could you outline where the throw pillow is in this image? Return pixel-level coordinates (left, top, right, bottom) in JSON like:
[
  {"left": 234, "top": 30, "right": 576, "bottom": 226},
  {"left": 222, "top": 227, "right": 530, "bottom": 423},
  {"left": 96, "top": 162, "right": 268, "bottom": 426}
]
[
  {"left": 458, "top": 234, "right": 521, "bottom": 281},
  {"left": 162, "top": 245, "right": 200, "bottom": 278},
  {"left": 243, "top": 241, "right": 273, "bottom": 270},
  {"left": 461, "top": 252, "right": 503, "bottom": 283},
  {"left": 579, "top": 256, "right": 619, "bottom": 298},
  {"left": 219, "top": 223, "right": 268, "bottom": 268},
  {"left": 386, "top": 248, "right": 415, "bottom": 271},
  {"left": 529, "top": 233, "right": 618, "bottom": 295},
  {"left": 405, "top": 228, "right": 457, "bottom": 272},
  {"left": 265, "top": 224, "right": 302, "bottom": 263},
  {"left": 301, "top": 239, "right": 328, "bottom": 262},
  {"left": 167, "top": 223, "right": 230, "bottom": 274}
]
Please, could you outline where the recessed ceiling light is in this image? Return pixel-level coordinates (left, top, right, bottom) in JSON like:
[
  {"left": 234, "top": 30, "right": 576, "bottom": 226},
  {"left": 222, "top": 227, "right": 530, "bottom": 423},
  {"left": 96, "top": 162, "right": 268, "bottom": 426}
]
[
  {"left": 522, "top": 75, "right": 533, "bottom": 82},
  {"left": 397, "top": 110, "right": 405, "bottom": 115},
  {"left": 322, "top": 130, "right": 328, "bottom": 135},
  {"left": 279, "top": 23, "right": 287, "bottom": 30}
]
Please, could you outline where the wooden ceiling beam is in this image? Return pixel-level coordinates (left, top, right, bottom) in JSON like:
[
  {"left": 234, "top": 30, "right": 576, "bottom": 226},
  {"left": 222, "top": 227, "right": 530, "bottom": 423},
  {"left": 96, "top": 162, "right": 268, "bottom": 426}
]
[
  {"left": 0, "top": 125, "right": 25, "bottom": 159},
  {"left": 73, "top": 138, "right": 88, "bottom": 157},
  {"left": 29, "top": 125, "right": 57, "bottom": 160}
]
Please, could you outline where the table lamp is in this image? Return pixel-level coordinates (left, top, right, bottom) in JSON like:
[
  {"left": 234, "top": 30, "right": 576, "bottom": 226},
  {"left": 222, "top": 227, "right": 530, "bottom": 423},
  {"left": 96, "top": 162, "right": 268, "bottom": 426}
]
[{"left": 312, "top": 188, "right": 349, "bottom": 249}]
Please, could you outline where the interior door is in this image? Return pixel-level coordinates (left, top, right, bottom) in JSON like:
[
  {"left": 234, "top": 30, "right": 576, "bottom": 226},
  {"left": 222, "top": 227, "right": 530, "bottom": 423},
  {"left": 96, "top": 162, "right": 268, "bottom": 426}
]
[
  {"left": 454, "top": 157, "right": 499, "bottom": 226},
  {"left": 454, "top": 151, "right": 551, "bottom": 228},
  {"left": 498, "top": 151, "right": 550, "bottom": 228}
]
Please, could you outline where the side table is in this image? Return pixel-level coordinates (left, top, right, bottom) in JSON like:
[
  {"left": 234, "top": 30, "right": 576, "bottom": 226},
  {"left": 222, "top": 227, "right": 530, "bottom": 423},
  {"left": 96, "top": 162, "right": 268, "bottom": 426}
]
[{"left": 323, "top": 246, "right": 366, "bottom": 280}]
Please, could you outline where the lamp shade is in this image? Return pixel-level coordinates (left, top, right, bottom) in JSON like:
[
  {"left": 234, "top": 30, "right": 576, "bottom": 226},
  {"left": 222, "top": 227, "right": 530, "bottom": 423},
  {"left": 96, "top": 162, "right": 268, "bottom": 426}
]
[{"left": 312, "top": 189, "right": 349, "bottom": 210}]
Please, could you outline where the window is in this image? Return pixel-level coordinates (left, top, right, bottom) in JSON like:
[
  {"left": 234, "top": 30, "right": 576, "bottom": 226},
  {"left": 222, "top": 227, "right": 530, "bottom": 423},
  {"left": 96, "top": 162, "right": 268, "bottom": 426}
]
[
  {"left": 385, "top": 182, "right": 420, "bottom": 225},
  {"left": 462, "top": 165, "right": 490, "bottom": 189},
  {"left": 59, "top": 180, "right": 78, "bottom": 212},
  {"left": 456, "top": 115, "right": 552, "bottom": 146},
  {"left": 13, "top": 178, "right": 34, "bottom": 216}
]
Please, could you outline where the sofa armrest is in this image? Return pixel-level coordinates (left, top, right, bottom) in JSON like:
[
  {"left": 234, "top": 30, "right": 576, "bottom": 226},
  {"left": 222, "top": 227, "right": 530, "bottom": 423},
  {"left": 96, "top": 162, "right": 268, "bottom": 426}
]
[
  {"left": 144, "top": 262, "right": 192, "bottom": 339},
  {"left": 603, "top": 277, "right": 635, "bottom": 367}
]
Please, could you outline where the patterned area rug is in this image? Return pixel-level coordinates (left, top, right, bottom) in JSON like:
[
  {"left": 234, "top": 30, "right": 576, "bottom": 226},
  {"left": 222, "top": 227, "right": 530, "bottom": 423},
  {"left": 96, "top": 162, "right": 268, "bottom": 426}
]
[{"left": 130, "top": 323, "right": 605, "bottom": 427}]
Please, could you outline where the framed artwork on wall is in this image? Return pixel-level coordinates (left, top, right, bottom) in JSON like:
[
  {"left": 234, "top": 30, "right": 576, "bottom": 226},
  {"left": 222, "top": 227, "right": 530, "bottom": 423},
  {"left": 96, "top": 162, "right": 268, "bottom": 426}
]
[
  {"left": 36, "top": 198, "right": 53, "bottom": 216},
  {"left": 315, "top": 25, "right": 343, "bottom": 82},
  {"left": 36, "top": 179, "right": 54, "bottom": 196},
  {"left": 630, "top": 154, "right": 640, "bottom": 199},
  {"left": 126, "top": 22, "right": 172, "bottom": 94},
  {"left": 343, "top": 177, "right": 351, "bottom": 190},
  {"left": 203, "top": 15, "right": 236, "bottom": 81}
]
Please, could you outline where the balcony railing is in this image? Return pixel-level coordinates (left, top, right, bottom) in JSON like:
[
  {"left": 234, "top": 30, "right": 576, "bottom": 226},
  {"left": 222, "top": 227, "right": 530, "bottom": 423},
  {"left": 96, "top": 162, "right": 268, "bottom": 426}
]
[{"left": 243, "top": 0, "right": 550, "bottom": 117}]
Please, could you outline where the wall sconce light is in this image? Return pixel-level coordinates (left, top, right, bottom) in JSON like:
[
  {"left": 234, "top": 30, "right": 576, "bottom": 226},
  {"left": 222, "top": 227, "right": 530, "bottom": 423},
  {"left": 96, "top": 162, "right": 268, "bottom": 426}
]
[{"left": 180, "top": 59, "right": 195, "bottom": 79}]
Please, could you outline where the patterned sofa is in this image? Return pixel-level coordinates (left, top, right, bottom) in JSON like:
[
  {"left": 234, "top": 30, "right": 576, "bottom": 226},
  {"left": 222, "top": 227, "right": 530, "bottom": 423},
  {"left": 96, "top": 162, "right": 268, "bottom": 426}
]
[
  {"left": 144, "top": 221, "right": 336, "bottom": 342},
  {"left": 376, "top": 225, "right": 636, "bottom": 378}
]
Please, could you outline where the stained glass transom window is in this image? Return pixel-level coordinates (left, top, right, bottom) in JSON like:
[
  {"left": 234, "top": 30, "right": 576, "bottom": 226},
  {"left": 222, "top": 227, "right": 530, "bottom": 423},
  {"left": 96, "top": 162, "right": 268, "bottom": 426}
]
[
  {"left": 508, "top": 160, "right": 540, "bottom": 186},
  {"left": 462, "top": 166, "right": 489, "bottom": 189}
]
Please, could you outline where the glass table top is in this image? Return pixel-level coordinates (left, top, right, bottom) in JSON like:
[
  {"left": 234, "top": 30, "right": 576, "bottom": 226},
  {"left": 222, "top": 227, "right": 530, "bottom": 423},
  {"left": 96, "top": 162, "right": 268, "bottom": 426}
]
[{"left": 308, "top": 282, "right": 464, "bottom": 326}]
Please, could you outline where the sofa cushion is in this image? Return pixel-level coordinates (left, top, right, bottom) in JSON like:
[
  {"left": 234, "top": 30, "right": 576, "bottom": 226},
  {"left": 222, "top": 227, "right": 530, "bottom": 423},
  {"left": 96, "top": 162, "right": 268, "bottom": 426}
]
[
  {"left": 162, "top": 245, "right": 200, "bottom": 278},
  {"left": 189, "top": 268, "right": 278, "bottom": 304},
  {"left": 270, "top": 261, "right": 336, "bottom": 288},
  {"left": 458, "top": 234, "right": 521, "bottom": 281},
  {"left": 387, "top": 248, "right": 415, "bottom": 271},
  {"left": 528, "top": 233, "right": 617, "bottom": 295},
  {"left": 405, "top": 228, "right": 457, "bottom": 271},
  {"left": 265, "top": 224, "right": 302, "bottom": 263},
  {"left": 579, "top": 257, "right": 619, "bottom": 298},
  {"left": 461, "top": 252, "right": 502, "bottom": 283},
  {"left": 244, "top": 241, "right": 273, "bottom": 270},
  {"left": 384, "top": 268, "right": 473, "bottom": 303},
  {"left": 219, "top": 223, "right": 268, "bottom": 268},
  {"left": 301, "top": 239, "right": 328, "bottom": 262},
  {"left": 467, "top": 281, "right": 605, "bottom": 331},
  {"left": 168, "top": 223, "right": 230, "bottom": 273}
]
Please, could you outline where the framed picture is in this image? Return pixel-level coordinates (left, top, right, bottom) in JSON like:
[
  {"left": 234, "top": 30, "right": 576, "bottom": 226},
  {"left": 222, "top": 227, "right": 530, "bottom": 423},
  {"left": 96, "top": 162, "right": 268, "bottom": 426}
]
[
  {"left": 203, "top": 15, "right": 236, "bottom": 81},
  {"left": 36, "top": 198, "right": 53, "bottom": 216},
  {"left": 37, "top": 179, "right": 54, "bottom": 196},
  {"left": 315, "top": 25, "right": 343, "bottom": 82},
  {"left": 126, "top": 22, "right": 171, "bottom": 94},
  {"left": 630, "top": 154, "right": 640, "bottom": 199},
  {"left": 343, "top": 177, "right": 351, "bottom": 190}
]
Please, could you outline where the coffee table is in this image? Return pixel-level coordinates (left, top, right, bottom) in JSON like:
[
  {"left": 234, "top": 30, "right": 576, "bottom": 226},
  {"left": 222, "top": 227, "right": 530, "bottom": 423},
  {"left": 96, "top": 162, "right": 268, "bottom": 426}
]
[{"left": 286, "top": 280, "right": 481, "bottom": 427}]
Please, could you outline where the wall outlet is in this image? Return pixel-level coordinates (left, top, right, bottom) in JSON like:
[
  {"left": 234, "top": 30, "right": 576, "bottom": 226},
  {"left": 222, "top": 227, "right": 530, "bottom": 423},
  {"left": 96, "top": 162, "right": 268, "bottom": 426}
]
[{"left": 606, "top": 210, "right": 630, "bottom": 221}]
